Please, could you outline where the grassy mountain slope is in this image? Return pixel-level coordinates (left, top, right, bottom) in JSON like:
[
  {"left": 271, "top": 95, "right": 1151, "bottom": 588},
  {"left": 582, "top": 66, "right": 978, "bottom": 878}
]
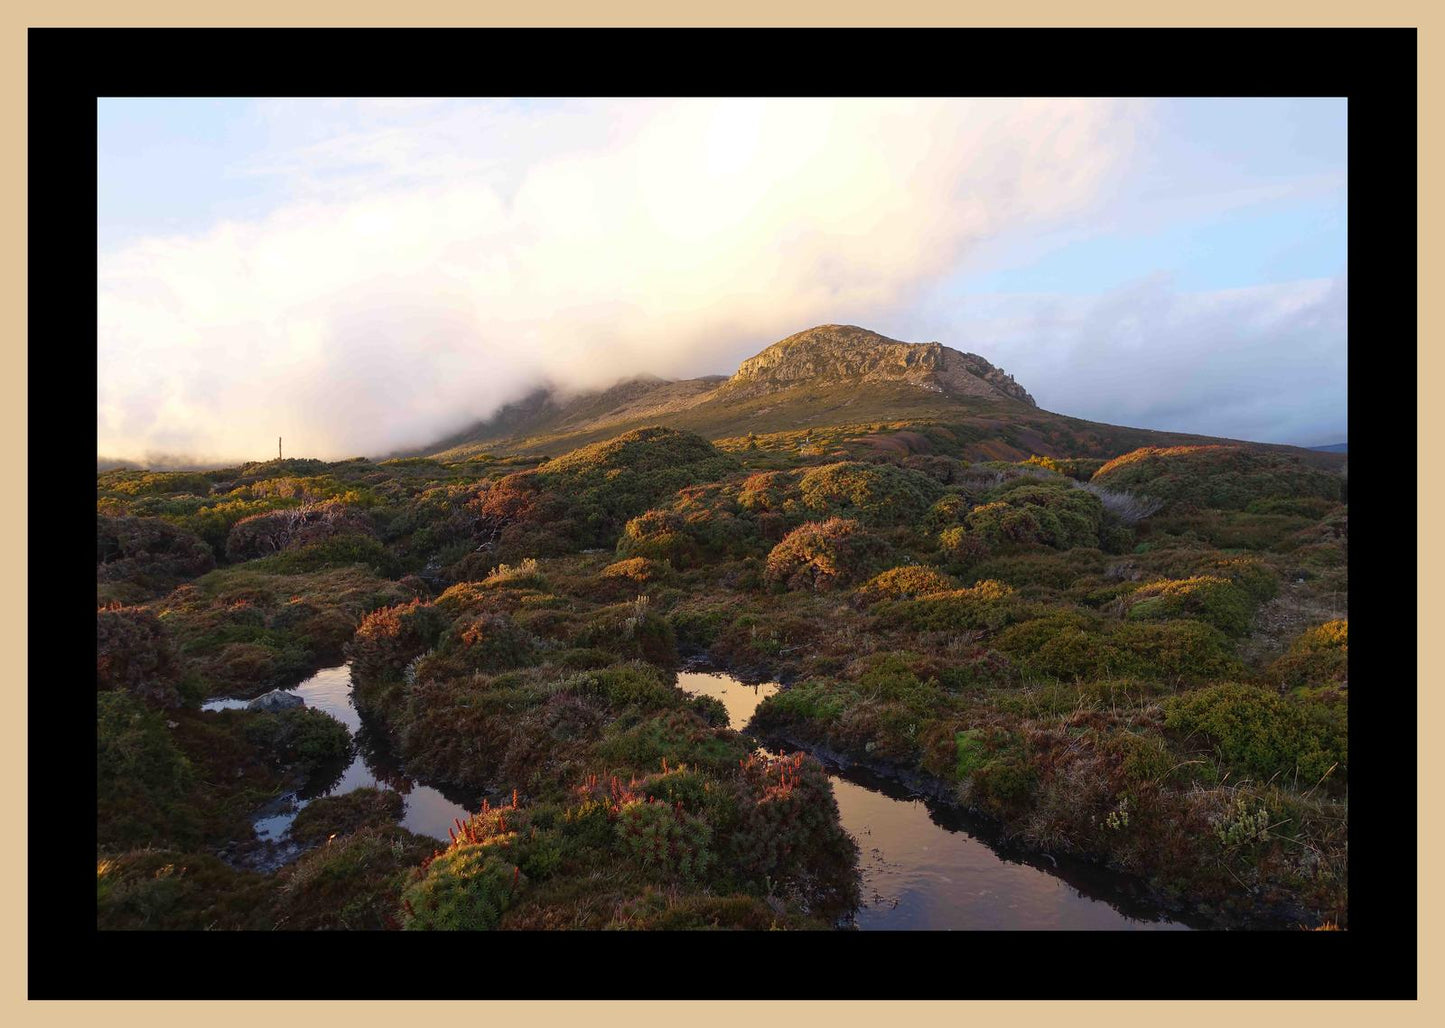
[{"left": 421, "top": 325, "right": 1343, "bottom": 470}]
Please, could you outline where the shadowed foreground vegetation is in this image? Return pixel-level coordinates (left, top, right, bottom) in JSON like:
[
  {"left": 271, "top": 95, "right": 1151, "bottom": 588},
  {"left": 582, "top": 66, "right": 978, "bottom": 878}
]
[{"left": 97, "top": 421, "right": 1347, "bottom": 930}]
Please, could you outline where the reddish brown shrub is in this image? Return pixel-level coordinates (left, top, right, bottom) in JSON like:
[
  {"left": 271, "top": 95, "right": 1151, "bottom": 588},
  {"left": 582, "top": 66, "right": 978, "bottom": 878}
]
[
  {"left": 764, "top": 518, "right": 888, "bottom": 592},
  {"left": 96, "top": 606, "right": 185, "bottom": 707}
]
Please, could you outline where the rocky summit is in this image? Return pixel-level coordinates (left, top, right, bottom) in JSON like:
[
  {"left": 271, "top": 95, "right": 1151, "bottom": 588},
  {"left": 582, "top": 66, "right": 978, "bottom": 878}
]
[
  {"left": 421, "top": 324, "right": 1053, "bottom": 459},
  {"left": 720, "top": 325, "right": 1036, "bottom": 406}
]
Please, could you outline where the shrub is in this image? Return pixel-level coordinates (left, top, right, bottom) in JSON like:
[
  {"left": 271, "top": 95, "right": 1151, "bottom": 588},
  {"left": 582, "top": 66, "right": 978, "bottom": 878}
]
[
  {"left": 400, "top": 844, "right": 524, "bottom": 930},
  {"left": 97, "top": 849, "right": 275, "bottom": 930},
  {"left": 481, "top": 557, "right": 545, "bottom": 589},
  {"left": 1265, "top": 620, "right": 1348, "bottom": 690},
  {"left": 347, "top": 600, "right": 448, "bottom": 683},
  {"left": 224, "top": 500, "right": 375, "bottom": 563},
  {"left": 965, "top": 501, "right": 1044, "bottom": 546},
  {"left": 253, "top": 534, "right": 391, "bottom": 575},
  {"left": 242, "top": 707, "right": 353, "bottom": 773},
  {"left": 276, "top": 827, "right": 434, "bottom": 930},
  {"left": 436, "top": 612, "right": 536, "bottom": 672},
  {"left": 728, "top": 752, "right": 860, "bottom": 917},
  {"left": 938, "top": 525, "right": 990, "bottom": 568},
  {"left": 1092, "top": 446, "right": 1342, "bottom": 510},
  {"left": 1122, "top": 575, "right": 1258, "bottom": 636},
  {"left": 880, "top": 579, "right": 1020, "bottom": 633},
  {"left": 97, "top": 515, "right": 215, "bottom": 597},
  {"left": 973, "top": 548, "right": 1109, "bottom": 591},
  {"left": 854, "top": 565, "right": 958, "bottom": 605},
  {"left": 97, "top": 606, "right": 186, "bottom": 707},
  {"left": 600, "top": 557, "right": 670, "bottom": 586},
  {"left": 533, "top": 427, "right": 740, "bottom": 547},
  {"left": 616, "top": 512, "right": 706, "bottom": 568},
  {"left": 1109, "top": 620, "right": 1242, "bottom": 681},
  {"left": 97, "top": 692, "right": 197, "bottom": 849},
  {"left": 970, "top": 755, "right": 1037, "bottom": 812},
  {"left": 1023, "top": 455, "right": 1107, "bottom": 481},
  {"left": 288, "top": 787, "right": 405, "bottom": 846},
  {"left": 923, "top": 494, "right": 970, "bottom": 532},
  {"left": 1076, "top": 482, "right": 1165, "bottom": 524},
  {"left": 1164, "top": 682, "right": 1346, "bottom": 785},
  {"left": 954, "top": 729, "right": 988, "bottom": 779},
  {"left": 796, "top": 461, "right": 943, "bottom": 527},
  {"left": 736, "top": 471, "right": 795, "bottom": 513},
  {"left": 764, "top": 518, "right": 888, "bottom": 592},
  {"left": 575, "top": 599, "right": 678, "bottom": 667},
  {"left": 1245, "top": 496, "right": 1338, "bottom": 518},
  {"left": 616, "top": 798, "right": 715, "bottom": 881},
  {"left": 970, "top": 481, "right": 1106, "bottom": 550}
]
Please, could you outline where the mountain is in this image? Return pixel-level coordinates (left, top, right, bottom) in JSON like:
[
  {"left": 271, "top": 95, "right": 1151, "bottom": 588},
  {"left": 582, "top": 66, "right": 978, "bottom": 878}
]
[
  {"left": 417, "top": 324, "right": 1343, "bottom": 467},
  {"left": 716, "top": 325, "right": 1036, "bottom": 405},
  {"left": 1309, "top": 442, "right": 1348, "bottom": 454}
]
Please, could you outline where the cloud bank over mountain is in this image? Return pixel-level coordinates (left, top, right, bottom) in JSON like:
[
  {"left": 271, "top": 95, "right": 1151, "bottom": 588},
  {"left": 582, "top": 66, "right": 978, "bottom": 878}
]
[{"left": 97, "top": 97, "right": 1345, "bottom": 462}]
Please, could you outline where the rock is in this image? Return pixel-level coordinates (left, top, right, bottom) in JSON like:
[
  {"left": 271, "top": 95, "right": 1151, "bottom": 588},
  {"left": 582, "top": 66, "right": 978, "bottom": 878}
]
[
  {"left": 719, "top": 325, "right": 1037, "bottom": 406},
  {"left": 247, "top": 689, "right": 304, "bottom": 712}
]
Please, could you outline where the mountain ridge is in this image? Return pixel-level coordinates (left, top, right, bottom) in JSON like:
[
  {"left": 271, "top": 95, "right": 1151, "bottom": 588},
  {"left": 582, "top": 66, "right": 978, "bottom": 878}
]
[{"left": 414, "top": 324, "right": 1341, "bottom": 468}]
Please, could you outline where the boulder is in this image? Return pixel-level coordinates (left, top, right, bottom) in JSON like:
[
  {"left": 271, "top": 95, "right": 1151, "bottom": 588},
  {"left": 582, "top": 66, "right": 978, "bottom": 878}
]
[{"left": 247, "top": 689, "right": 305, "bottom": 712}]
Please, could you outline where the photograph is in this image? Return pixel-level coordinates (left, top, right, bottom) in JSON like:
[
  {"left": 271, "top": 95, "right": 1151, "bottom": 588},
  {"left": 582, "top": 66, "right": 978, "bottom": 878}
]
[{"left": 91, "top": 93, "right": 1356, "bottom": 941}]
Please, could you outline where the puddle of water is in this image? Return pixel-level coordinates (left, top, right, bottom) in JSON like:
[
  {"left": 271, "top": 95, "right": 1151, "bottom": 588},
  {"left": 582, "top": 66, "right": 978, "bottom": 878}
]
[
  {"left": 676, "top": 669, "right": 778, "bottom": 729},
  {"left": 675, "top": 667, "right": 1190, "bottom": 931},
  {"left": 203, "top": 664, "right": 475, "bottom": 845}
]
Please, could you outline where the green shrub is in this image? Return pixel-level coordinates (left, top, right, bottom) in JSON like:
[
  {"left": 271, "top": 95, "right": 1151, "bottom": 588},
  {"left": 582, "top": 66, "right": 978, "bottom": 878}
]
[
  {"left": 938, "top": 525, "right": 990, "bottom": 568},
  {"left": 924, "top": 494, "right": 971, "bottom": 532},
  {"left": 97, "top": 849, "right": 275, "bottom": 930},
  {"left": 534, "top": 427, "right": 740, "bottom": 547},
  {"left": 1092, "top": 446, "right": 1342, "bottom": 510},
  {"left": 224, "top": 500, "right": 375, "bottom": 563},
  {"left": 880, "top": 579, "right": 1020, "bottom": 632},
  {"left": 1122, "top": 575, "right": 1258, "bottom": 636},
  {"left": 968, "top": 481, "right": 1105, "bottom": 550},
  {"left": 574, "top": 599, "right": 678, "bottom": 667},
  {"left": 242, "top": 707, "right": 353, "bottom": 773},
  {"left": 616, "top": 798, "right": 715, "bottom": 881},
  {"left": 97, "top": 692, "right": 198, "bottom": 849},
  {"left": 435, "top": 612, "right": 536, "bottom": 672},
  {"left": 276, "top": 827, "right": 435, "bottom": 930},
  {"left": 1163, "top": 682, "right": 1346, "bottom": 785},
  {"left": 288, "top": 787, "right": 405, "bottom": 846},
  {"left": 728, "top": 752, "right": 860, "bottom": 917},
  {"left": 1110, "top": 620, "right": 1242, "bottom": 680},
  {"left": 252, "top": 534, "right": 391, "bottom": 575},
  {"left": 970, "top": 755, "right": 1037, "bottom": 812},
  {"left": 400, "top": 844, "right": 524, "bottom": 930},
  {"left": 796, "top": 461, "right": 943, "bottom": 527},
  {"left": 600, "top": 557, "right": 671, "bottom": 586}
]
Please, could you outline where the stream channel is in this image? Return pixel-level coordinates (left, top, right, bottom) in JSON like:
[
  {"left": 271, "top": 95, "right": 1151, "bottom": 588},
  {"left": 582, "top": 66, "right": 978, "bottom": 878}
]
[{"left": 206, "top": 663, "right": 1191, "bottom": 930}]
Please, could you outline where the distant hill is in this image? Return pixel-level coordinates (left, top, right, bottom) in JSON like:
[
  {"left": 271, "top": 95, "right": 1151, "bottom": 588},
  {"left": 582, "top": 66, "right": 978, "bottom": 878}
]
[
  {"left": 414, "top": 324, "right": 1345, "bottom": 469},
  {"left": 1309, "top": 443, "right": 1348, "bottom": 454}
]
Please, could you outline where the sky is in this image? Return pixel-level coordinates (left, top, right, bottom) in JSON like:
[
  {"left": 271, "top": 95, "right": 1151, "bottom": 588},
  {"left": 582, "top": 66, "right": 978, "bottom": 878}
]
[{"left": 97, "top": 97, "right": 1346, "bottom": 463}]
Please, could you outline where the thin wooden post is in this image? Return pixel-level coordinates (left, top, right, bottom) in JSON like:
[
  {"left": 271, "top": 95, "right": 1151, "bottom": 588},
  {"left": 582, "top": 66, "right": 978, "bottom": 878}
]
[{"left": 278, "top": 437, "right": 282, "bottom": 460}]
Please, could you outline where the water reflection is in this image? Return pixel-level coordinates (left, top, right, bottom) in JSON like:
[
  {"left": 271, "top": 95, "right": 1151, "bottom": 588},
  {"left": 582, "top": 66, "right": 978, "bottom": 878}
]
[
  {"left": 674, "top": 667, "right": 1190, "bottom": 932},
  {"left": 202, "top": 664, "right": 475, "bottom": 843}
]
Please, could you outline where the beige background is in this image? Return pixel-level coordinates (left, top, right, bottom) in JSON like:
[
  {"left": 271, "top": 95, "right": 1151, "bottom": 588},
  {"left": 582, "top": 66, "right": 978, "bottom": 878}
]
[{"left": 4, "top": 1, "right": 1433, "bottom": 1021}]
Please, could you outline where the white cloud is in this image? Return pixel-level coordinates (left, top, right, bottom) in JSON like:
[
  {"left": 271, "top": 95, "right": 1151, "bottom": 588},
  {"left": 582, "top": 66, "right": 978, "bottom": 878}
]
[{"left": 98, "top": 98, "right": 1145, "bottom": 462}]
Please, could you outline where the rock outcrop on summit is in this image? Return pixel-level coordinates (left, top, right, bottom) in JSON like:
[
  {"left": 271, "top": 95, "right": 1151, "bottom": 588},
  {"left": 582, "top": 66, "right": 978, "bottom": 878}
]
[{"left": 718, "top": 325, "right": 1036, "bottom": 406}]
